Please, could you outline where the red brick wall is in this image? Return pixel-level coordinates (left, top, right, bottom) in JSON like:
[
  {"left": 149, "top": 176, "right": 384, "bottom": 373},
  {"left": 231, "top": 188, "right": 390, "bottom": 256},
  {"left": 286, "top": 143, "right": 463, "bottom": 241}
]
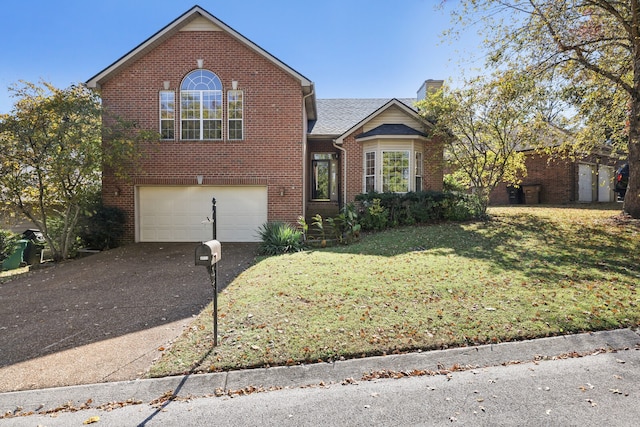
[
  {"left": 423, "top": 136, "right": 445, "bottom": 191},
  {"left": 490, "top": 152, "right": 581, "bottom": 205},
  {"left": 341, "top": 129, "right": 364, "bottom": 202},
  {"left": 491, "top": 153, "right": 575, "bottom": 205},
  {"left": 100, "top": 31, "right": 305, "bottom": 241}
]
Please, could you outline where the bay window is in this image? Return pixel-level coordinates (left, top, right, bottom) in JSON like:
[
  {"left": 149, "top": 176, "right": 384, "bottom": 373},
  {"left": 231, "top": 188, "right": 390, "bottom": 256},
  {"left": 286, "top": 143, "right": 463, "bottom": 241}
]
[{"left": 362, "top": 141, "right": 424, "bottom": 193}]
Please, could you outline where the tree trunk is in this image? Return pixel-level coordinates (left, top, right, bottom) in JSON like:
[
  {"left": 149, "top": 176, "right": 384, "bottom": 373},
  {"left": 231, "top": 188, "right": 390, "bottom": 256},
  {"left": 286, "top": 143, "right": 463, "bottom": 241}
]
[
  {"left": 627, "top": 6, "right": 640, "bottom": 219},
  {"left": 623, "top": 140, "right": 640, "bottom": 218}
]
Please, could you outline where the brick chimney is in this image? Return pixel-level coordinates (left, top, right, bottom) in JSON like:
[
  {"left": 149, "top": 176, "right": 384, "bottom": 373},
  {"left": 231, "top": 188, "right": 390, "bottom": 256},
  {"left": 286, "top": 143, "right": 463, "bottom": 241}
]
[{"left": 417, "top": 79, "right": 444, "bottom": 100}]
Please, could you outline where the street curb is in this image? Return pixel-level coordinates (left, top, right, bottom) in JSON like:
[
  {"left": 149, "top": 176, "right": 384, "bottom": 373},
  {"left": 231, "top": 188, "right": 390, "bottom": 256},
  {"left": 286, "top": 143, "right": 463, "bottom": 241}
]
[{"left": 1, "top": 328, "right": 639, "bottom": 414}]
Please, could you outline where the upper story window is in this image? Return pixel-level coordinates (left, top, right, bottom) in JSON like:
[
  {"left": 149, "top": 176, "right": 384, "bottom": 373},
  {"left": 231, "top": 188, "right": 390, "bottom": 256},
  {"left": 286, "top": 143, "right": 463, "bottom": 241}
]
[
  {"left": 159, "top": 91, "right": 175, "bottom": 140},
  {"left": 228, "top": 90, "right": 243, "bottom": 140},
  {"left": 180, "top": 70, "right": 222, "bottom": 140}
]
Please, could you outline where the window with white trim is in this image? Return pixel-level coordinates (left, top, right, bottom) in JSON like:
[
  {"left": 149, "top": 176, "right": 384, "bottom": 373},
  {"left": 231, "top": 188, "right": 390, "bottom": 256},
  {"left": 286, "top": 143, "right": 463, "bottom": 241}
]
[
  {"left": 365, "top": 151, "right": 376, "bottom": 192},
  {"left": 382, "top": 151, "right": 410, "bottom": 192},
  {"left": 228, "top": 90, "right": 243, "bottom": 140},
  {"left": 362, "top": 141, "right": 424, "bottom": 193},
  {"left": 159, "top": 91, "right": 175, "bottom": 140},
  {"left": 415, "top": 151, "right": 423, "bottom": 191},
  {"left": 180, "top": 70, "right": 222, "bottom": 140}
]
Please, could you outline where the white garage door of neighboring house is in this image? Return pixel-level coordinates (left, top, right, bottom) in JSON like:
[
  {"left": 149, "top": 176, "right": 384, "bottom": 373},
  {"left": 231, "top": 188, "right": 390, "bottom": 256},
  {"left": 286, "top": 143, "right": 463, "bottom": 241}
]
[
  {"left": 138, "top": 186, "right": 267, "bottom": 242},
  {"left": 578, "top": 164, "right": 595, "bottom": 202},
  {"left": 597, "top": 165, "right": 614, "bottom": 203}
]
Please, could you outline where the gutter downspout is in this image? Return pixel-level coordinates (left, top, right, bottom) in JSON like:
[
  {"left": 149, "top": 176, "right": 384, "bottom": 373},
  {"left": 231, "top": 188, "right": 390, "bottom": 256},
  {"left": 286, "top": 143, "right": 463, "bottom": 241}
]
[
  {"left": 333, "top": 140, "right": 347, "bottom": 209},
  {"left": 302, "top": 88, "right": 315, "bottom": 219}
]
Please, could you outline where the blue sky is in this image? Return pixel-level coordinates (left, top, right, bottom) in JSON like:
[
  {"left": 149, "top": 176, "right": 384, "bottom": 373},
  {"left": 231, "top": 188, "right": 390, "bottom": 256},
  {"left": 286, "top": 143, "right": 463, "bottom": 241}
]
[{"left": 0, "top": 0, "right": 484, "bottom": 114}]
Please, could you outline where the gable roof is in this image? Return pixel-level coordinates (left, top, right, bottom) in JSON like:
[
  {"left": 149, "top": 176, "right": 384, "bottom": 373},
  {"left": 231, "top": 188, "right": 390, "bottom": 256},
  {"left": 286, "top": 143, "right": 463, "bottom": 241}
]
[
  {"left": 85, "top": 5, "right": 316, "bottom": 119},
  {"left": 309, "top": 98, "right": 418, "bottom": 137}
]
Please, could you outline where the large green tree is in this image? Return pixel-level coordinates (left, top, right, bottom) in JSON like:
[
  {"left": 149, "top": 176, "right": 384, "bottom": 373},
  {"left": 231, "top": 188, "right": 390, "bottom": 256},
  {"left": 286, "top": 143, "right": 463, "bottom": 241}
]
[
  {"left": 447, "top": 0, "right": 640, "bottom": 217},
  {"left": 0, "top": 81, "right": 153, "bottom": 261},
  {"left": 417, "top": 73, "right": 549, "bottom": 214}
]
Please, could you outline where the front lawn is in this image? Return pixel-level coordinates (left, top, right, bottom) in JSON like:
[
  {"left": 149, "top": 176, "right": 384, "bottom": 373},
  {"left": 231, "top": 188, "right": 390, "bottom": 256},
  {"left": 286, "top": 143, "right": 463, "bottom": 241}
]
[{"left": 149, "top": 205, "right": 640, "bottom": 377}]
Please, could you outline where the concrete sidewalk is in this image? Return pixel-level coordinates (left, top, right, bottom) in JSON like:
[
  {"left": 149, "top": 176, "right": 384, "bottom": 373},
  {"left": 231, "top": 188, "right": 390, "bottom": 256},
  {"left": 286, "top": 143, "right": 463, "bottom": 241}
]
[{"left": 1, "top": 328, "right": 638, "bottom": 417}]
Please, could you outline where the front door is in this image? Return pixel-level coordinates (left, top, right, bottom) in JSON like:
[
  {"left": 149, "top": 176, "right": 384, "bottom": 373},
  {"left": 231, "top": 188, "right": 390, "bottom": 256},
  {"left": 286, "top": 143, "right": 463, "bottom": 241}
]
[{"left": 311, "top": 153, "right": 338, "bottom": 201}]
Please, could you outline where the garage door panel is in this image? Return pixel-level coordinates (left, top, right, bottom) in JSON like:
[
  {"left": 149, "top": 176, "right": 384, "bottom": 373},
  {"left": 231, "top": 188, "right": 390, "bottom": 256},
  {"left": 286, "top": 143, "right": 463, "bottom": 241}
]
[{"left": 138, "top": 186, "right": 267, "bottom": 242}]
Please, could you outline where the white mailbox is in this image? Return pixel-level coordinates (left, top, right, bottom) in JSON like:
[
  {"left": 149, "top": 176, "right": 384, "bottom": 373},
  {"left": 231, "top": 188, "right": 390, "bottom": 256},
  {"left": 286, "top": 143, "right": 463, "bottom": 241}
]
[{"left": 195, "top": 240, "right": 222, "bottom": 266}]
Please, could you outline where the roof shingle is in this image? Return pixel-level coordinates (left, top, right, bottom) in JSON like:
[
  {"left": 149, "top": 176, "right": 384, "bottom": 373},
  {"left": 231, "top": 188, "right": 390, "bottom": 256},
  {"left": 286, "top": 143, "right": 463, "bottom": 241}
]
[{"left": 309, "top": 98, "right": 417, "bottom": 136}]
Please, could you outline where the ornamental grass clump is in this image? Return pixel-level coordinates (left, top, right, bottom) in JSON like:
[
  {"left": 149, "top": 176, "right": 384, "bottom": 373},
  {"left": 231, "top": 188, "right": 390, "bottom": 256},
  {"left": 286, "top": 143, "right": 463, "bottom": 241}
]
[{"left": 257, "top": 221, "right": 304, "bottom": 255}]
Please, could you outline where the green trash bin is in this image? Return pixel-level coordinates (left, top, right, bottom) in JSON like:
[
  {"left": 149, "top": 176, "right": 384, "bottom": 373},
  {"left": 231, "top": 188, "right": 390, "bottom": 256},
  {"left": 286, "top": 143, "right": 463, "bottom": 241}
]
[{"left": 1, "top": 240, "right": 28, "bottom": 271}]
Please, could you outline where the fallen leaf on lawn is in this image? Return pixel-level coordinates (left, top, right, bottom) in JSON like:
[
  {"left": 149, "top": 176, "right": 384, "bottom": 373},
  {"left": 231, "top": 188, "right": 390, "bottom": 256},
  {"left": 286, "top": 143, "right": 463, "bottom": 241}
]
[
  {"left": 157, "top": 347, "right": 165, "bottom": 351},
  {"left": 83, "top": 416, "right": 100, "bottom": 424},
  {"left": 579, "top": 383, "right": 594, "bottom": 392}
]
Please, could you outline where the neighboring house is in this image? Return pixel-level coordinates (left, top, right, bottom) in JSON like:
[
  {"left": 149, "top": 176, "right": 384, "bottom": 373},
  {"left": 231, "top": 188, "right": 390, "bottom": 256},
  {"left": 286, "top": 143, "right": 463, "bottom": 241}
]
[
  {"left": 490, "top": 149, "right": 620, "bottom": 205},
  {"left": 86, "top": 5, "right": 443, "bottom": 243}
]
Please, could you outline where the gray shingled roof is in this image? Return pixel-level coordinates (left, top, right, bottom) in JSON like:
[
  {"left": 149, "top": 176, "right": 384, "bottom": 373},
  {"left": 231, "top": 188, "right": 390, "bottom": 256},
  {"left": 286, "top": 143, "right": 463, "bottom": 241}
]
[
  {"left": 309, "top": 98, "right": 417, "bottom": 136},
  {"left": 356, "top": 123, "right": 427, "bottom": 139}
]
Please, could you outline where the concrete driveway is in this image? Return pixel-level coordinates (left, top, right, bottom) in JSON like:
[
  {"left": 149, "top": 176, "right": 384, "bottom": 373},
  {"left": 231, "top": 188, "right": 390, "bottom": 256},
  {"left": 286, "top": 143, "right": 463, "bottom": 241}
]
[{"left": 0, "top": 242, "right": 258, "bottom": 392}]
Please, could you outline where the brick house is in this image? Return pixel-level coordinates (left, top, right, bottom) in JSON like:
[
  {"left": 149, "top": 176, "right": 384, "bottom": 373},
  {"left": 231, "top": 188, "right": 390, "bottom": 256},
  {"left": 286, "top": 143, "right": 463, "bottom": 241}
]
[
  {"left": 489, "top": 149, "right": 620, "bottom": 205},
  {"left": 86, "top": 6, "right": 443, "bottom": 243}
]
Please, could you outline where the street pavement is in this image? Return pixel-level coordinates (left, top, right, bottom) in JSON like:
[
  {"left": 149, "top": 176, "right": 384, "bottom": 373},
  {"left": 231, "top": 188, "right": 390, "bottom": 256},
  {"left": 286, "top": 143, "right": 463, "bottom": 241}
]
[{"left": 1, "top": 328, "right": 639, "bottom": 426}]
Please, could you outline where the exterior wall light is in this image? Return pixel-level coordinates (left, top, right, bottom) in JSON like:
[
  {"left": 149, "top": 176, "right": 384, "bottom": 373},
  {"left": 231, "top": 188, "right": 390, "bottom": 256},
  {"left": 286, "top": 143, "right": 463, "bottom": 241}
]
[
  {"left": 163, "top": 81, "right": 170, "bottom": 90},
  {"left": 197, "top": 59, "right": 204, "bottom": 68},
  {"left": 232, "top": 80, "right": 238, "bottom": 90},
  {"left": 197, "top": 175, "right": 204, "bottom": 185}
]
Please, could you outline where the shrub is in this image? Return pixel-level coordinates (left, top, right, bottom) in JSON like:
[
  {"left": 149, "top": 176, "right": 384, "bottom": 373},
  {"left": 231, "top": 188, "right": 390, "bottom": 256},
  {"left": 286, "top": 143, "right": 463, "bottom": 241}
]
[
  {"left": 325, "top": 203, "right": 361, "bottom": 244},
  {"left": 78, "top": 205, "right": 126, "bottom": 250},
  {"left": 358, "top": 199, "right": 389, "bottom": 231},
  {"left": 355, "top": 191, "right": 482, "bottom": 230},
  {"left": 257, "top": 221, "right": 304, "bottom": 255}
]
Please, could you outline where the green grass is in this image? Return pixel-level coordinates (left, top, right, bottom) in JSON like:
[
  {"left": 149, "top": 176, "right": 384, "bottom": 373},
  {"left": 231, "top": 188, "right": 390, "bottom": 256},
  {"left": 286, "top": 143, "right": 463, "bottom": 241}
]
[{"left": 148, "top": 205, "right": 640, "bottom": 377}]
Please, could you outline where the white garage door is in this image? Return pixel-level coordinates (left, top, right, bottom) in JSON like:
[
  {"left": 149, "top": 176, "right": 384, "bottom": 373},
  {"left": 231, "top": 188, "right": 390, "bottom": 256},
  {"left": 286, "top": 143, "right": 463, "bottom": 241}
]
[
  {"left": 138, "top": 186, "right": 268, "bottom": 242},
  {"left": 597, "top": 165, "right": 614, "bottom": 203},
  {"left": 578, "top": 164, "right": 595, "bottom": 202}
]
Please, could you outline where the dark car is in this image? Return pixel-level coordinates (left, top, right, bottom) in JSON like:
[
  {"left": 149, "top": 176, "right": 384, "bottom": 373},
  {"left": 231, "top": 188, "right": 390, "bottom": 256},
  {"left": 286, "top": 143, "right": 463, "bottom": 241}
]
[{"left": 614, "top": 163, "right": 629, "bottom": 198}]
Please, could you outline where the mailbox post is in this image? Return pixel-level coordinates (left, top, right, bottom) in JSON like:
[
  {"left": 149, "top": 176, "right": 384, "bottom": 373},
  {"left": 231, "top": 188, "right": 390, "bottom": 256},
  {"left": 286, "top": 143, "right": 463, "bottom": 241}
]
[
  {"left": 195, "top": 240, "right": 222, "bottom": 346},
  {"left": 211, "top": 197, "right": 216, "bottom": 240}
]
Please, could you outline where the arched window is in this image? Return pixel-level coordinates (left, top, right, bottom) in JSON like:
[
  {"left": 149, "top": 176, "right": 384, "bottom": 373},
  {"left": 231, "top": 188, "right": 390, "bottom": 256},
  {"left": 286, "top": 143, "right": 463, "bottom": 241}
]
[{"left": 180, "top": 70, "right": 223, "bottom": 140}]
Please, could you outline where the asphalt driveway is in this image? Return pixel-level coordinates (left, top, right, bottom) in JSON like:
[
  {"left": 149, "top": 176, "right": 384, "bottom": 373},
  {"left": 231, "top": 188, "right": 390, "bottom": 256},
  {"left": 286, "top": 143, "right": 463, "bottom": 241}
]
[{"left": 0, "top": 242, "right": 258, "bottom": 392}]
